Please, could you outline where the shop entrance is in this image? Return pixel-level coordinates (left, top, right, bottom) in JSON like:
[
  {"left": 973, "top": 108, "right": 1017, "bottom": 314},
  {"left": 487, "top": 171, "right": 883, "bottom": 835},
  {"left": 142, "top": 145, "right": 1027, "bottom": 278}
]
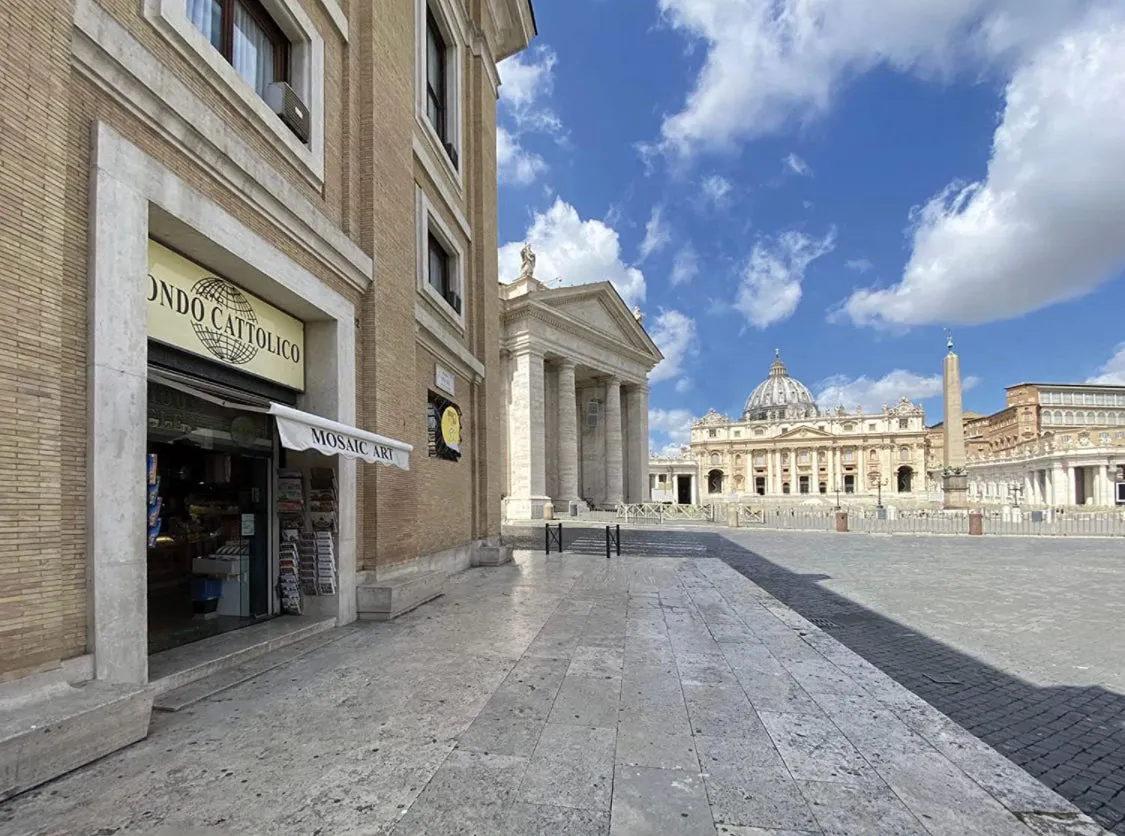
[{"left": 146, "top": 380, "right": 275, "bottom": 654}]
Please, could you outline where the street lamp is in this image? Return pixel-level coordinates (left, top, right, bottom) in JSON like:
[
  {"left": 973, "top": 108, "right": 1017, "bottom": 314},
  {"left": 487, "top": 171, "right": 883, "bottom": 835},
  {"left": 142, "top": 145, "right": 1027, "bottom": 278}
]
[
  {"left": 876, "top": 477, "right": 883, "bottom": 509},
  {"left": 835, "top": 485, "right": 841, "bottom": 511}
]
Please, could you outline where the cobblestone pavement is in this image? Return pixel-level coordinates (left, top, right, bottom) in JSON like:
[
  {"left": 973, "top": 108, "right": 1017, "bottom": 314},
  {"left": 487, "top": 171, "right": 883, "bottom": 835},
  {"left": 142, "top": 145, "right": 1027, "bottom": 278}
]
[
  {"left": 1, "top": 550, "right": 1102, "bottom": 835},
  {"left": 712, "top": 530, "right": 1125, "bottom": 836}
]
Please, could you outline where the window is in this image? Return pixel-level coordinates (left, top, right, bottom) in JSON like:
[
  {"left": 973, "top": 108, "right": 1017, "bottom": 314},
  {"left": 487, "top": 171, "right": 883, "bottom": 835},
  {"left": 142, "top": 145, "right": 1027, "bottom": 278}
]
[
  {"left": 842, "top": 449, "right": 855, "bottom": 464},
  {"left": 425, "top": 11, "right": 447, "bottom": 143},
  {"left": 187, "top": 0, "right": 289, "bottom": 99},
  {"left": 900, "top": 447, "right": 910, "bottom": 462},
  {"left": 416, "top": 0, "right": 460, "bottom": 175},
  {"left": 868, "top": 423, "right": 876, "bottom": 432},
  {"left": 416, "top": 188, "right": 465, "bottom": 325},
  {"left": 843, "top": 423, "right": 854, "bottom": 432},
  {"left": 898, "top": 418, "right": 909, "bottom": 429},
  {"left": 428, "top": 233, "right": 451, "bottom": 297},
  {"left": 708, "top": 429, "right": 717, "bottom": 438},
  {"left": 754, "top": 428, "right": 764, "bottom": 437},
  {"left": 146, "top": 0, "right": 324, "bottom": 181},
  {"left": 734, "top": 430, "right": 741, "bottom": 438},
  {"left": 658, "top": 474, "right": 668, "bottom": 484},
  {"left": 798, "top": 451, "right": 809, "bottom": 464}
]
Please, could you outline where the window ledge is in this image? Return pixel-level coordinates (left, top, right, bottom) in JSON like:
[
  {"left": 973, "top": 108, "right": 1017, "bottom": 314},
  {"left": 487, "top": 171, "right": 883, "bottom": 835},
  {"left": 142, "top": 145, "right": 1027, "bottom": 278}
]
[
  {"left": 143, "top": 0, "right": 325, "bottom": 187},
  {"left": 420, "top": 280, "right": 466, "bottom": 334},
  {"left": 416, "top": 112, "right": 462, "bottom": 189}
]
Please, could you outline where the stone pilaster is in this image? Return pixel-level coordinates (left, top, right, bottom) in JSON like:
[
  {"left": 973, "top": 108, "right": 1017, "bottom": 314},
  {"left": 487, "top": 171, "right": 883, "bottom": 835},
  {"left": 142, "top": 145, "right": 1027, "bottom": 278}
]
[
  {"left": 506, "top": 349, "right": 549, "bottom": 519},
  {"left": 604, "top": 376, "right": 624, "bottom": 506},
  {"left": 556, "top": 360, "right": 580, "bottom": 508}
]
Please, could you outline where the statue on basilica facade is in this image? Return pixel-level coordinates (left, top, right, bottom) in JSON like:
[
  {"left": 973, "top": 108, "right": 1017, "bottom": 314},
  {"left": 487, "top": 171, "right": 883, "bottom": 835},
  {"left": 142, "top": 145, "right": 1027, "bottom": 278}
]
[
  {"left": 632, "top": 305, "right": 644, "bottom": 323},
  {"left": 518, "top": 243, "right": 536, "bottom": 280}
]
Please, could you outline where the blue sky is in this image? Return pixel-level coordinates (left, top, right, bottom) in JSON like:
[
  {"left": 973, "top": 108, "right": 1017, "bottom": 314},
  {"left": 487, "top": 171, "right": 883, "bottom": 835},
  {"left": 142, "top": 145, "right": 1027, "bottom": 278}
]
[{"left": 495, "top": 0, "right": 1125, "bottom": 455}]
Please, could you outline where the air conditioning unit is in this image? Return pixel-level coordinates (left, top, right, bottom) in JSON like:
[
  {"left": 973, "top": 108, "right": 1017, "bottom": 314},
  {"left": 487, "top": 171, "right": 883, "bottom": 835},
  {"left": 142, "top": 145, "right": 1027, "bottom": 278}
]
[
  {"left": 266, "top": 82, "right": 311, "bottom": 145},
  {"left": 444, "top": 289, "right": 462, "bottom": 315},
  {"left": 444, "top": 141, "right": 459, "bottom": 169}
]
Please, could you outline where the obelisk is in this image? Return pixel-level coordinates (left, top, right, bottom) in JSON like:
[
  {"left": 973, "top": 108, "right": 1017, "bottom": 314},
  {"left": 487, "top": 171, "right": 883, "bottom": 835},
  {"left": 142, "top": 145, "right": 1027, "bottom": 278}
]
[{"left": 942, "top": 333, "right": 969, "bottom": 509}]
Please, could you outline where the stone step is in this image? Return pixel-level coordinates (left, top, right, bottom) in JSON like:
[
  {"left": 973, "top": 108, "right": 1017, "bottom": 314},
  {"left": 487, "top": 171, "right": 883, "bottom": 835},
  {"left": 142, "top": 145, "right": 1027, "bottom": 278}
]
[
  {"left": 356, "top": 570, "right": 444, "bottom": 620},
  {"left": 153, "top": 625, "right": 360, "bottom": 712},
  {"left": 1, "top": 681, "right": 152, "bottom": 802},
  {"left": 148, "top": 616, "right": 337, "bottom": 696}
]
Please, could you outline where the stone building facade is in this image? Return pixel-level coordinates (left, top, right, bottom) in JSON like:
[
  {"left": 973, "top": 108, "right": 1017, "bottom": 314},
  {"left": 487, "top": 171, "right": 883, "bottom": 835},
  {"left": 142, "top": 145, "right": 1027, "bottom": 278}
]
[
  {"left": 963, "top": 383, "right": 1125, "bottom": 506},
  {"left": 685, "top": 353, "right": 928, "bottom": 503},
  {"left": 1, "top": 0, "right": 535, "bottom": 793},
  {"left": 500, "top": 259, "right": 662, "bottom": 519}
]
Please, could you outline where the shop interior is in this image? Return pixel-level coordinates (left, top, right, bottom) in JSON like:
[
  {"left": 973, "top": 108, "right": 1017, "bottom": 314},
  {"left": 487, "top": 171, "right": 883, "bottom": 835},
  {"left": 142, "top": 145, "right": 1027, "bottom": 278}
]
[{"left": 146, "top": 380, "right": 275, "bottom": 654}]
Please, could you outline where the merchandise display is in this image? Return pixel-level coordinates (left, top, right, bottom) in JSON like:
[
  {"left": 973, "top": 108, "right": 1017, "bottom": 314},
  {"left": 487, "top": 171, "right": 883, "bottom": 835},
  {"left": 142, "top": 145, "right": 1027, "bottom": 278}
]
[
  {"left": 277, "top": 469, "right": 304, "bottom": 615},
  {"left": 275, "top": 466, "right": 338, "bottom": 604}
]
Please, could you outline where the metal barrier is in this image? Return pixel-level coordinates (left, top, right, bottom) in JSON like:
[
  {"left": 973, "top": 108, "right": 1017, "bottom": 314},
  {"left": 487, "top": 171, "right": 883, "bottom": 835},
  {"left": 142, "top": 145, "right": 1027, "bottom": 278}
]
[
  {"left": 545, "top": 523, "right": 562, "bottom": 554},
  {"left": 613, "top": 503, "right": 715, "bottom": 525},
  {"left": 605, "top": 524, "right": 620, "bottom": 558}
]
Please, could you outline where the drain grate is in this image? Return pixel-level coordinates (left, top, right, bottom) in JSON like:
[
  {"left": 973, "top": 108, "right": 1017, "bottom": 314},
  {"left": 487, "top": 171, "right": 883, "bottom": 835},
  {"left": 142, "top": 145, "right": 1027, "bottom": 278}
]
[{"left": 807, "top": 617, "right": 839, "bottom": 629}]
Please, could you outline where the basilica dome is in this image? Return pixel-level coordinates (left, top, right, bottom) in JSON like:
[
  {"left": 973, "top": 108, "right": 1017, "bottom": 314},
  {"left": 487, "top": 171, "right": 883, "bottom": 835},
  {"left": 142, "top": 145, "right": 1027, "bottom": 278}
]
[{"left": 743, "top": 351, "right": 819, "bottom": 421}]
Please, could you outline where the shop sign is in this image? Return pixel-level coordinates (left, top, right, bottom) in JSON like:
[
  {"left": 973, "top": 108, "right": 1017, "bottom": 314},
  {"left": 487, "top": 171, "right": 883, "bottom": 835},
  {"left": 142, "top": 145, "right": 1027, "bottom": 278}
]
[
  {"left": 427, "top": 391, "right": 462, "bottom": 462},
  {"left": 435, "top": 365, "right": 456, "bottom": 397},
  {"left": 147, "top": 240, "right": 305, "bottom": 391},
  {"left": 271, "top": 404, "right": 411, "bottom": 470}
]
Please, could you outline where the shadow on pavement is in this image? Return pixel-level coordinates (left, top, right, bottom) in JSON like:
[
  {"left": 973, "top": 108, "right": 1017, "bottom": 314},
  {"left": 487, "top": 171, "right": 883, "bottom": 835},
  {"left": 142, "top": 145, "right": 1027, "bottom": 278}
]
[{"left": 502, "top": 525, "right": 1125, "bottom": 834}]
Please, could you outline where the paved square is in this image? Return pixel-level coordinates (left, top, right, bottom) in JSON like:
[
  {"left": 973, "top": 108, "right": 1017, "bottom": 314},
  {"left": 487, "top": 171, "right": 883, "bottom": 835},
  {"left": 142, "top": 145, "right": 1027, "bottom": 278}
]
[{"left": 0, "top": 549, "right": 1106, "bottom": 835}]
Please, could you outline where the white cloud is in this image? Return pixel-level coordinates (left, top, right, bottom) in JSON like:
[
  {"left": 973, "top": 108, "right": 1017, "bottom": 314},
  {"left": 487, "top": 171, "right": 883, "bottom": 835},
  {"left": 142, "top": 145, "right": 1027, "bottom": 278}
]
[
  {"left": 648, "top": 309, "right": 698, "bottom": 385},
  {"left": 649, "top": 408, "right": 695, "bottom": 455},
  {"left": 671, "top": 245, "right": 699, "bottom": 286},
  {"left": 654, "top": 0, "right": 1100, "bottom": 158},
  {"left": 498, "top": 198, "right": 647, "bottom": 305},
  {"left": 845, "top": 258, "right": 873, "bottom": 273},
  {"left": 496, "top": 126, "right": 546, "bottom": 186},
  {"left": 735, "top": 228, "right": 836, "bottom": 328},
  {"left": 639, "top": 206, "right": 671, "bottom": 261},
  {"left": 1089, "top": 343, "right": 1125, "bottom": 385},
  {"left": 498, "top": 46, "right": 562, "bottom": 134},
  {"left": 843, "top": 19, "right": 1125, "bottom": 327},
  {"left": 701, "top": 175, "right": 732, "bottom": 205},
  {"left": 783, "top": 152, "right": 812, "bottom": 177},
  {"left": 815, "top": 369, "right": 981, "bottom": 413},
  {"left": 675, "top": 377, "right": 694, "bottom": 393}
]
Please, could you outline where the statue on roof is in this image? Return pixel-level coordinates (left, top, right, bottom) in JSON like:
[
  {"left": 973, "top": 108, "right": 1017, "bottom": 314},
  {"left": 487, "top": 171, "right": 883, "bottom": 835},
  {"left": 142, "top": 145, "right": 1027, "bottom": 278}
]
[
  {"left": 632, "top": 305, "right": 644, "bottom": 323},
  {"left": 518, "top": 243, "right": 536, "bottom": 280}
]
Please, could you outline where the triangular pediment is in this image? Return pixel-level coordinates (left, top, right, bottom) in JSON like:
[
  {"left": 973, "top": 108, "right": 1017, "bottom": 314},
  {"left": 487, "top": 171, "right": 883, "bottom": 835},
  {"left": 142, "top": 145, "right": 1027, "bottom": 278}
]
[
  {"left": 533, "top": 283, "right": 661, "bottom": 360},
  {"left": 777, "top": 426, "right": 833, "bottom": 440}
]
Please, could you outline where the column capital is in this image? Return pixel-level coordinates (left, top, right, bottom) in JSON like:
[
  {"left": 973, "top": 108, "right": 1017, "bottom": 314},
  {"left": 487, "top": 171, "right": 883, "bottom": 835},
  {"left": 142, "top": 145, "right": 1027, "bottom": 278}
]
[
  {"left": 556, "top": 357, "right": 577, "bottom": 371},
  {"left": 596, "top": 374, "right": 622, "bottom": 387}
]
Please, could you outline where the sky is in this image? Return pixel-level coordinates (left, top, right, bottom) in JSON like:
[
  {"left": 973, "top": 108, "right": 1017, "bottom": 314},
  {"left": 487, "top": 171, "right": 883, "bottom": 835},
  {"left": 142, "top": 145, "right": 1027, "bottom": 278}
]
[{"left": 495, "top": 0, "right": 1125, "bottom": 457}]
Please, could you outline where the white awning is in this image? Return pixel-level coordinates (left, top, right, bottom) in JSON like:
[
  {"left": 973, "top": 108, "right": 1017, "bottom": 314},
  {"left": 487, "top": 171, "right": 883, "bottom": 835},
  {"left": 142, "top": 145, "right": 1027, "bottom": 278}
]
[{"left": 269, "top": 403, "right": 412, "bottom": 470}]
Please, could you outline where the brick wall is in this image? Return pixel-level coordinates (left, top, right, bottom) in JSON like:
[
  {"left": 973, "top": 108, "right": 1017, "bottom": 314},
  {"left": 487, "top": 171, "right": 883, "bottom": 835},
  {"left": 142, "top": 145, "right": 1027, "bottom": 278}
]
[{"left": 1, "top": 0, "right": 520, "bottom": 674}]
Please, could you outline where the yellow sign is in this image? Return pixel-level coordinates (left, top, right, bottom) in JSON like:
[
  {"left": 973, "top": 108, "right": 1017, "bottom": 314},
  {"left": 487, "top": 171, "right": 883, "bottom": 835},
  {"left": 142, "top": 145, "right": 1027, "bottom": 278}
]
[
  {"left": 147, "top": 240, "right": 305, "bottom": 391},
  {"left": 440, "top": 406, "right": 461, "bottom": 453}
]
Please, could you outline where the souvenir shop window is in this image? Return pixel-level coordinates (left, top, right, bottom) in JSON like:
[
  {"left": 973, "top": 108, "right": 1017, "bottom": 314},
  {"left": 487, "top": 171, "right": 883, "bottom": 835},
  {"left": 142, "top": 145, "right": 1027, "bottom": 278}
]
[{"left": 426, "top": 390, "right": 462, "bottom": 462}]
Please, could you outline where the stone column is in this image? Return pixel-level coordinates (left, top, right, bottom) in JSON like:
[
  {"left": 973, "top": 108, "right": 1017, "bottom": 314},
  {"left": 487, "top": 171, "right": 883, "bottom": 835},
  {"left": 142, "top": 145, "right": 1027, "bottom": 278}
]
[
  {"left": 556, "top": 360, "right": 580, "bottom": 508},
  {"left": 1024, "top": 473, "right": 1033, "bottom": 506},
  {"left": 625, "top": 384, "right": 649, "bottom": 503},
  {"left": 604, "top": 377, "right": 624, "bottom": 505},
  {"left": 1051, "top": 463, "right": 1067, "bottom": 506},
  {"left": 507, "top": 349, "right": 549, "bottom": 519}
]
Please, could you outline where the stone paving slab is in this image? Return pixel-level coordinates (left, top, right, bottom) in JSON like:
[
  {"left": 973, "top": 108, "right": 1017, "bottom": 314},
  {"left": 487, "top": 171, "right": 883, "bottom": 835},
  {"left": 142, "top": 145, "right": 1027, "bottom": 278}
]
[{"left": 0, "top": 551, "right": 1108, "bottom": 836}]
